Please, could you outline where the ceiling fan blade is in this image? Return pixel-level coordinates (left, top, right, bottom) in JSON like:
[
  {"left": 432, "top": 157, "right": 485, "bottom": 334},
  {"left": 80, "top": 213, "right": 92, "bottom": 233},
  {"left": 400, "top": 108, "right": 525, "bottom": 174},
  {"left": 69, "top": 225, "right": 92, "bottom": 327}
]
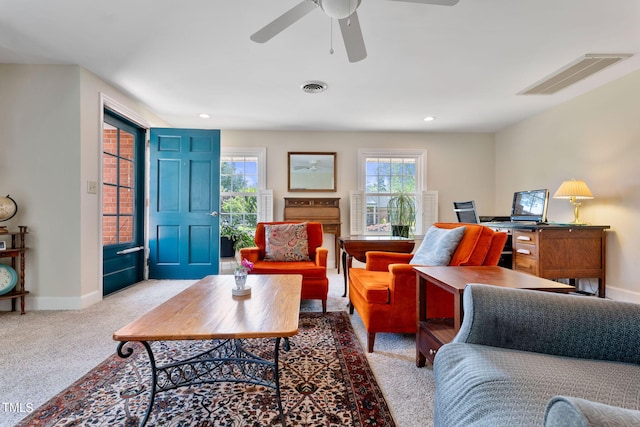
[
  {"left": 250, "top": 1, "right": 317, "bottom": 43},
  {"left": 385, "top": 0, "right": 459, "bottom": 5},
  {"left": 339, "top": 12, "right": 367, "bottom": 63}
]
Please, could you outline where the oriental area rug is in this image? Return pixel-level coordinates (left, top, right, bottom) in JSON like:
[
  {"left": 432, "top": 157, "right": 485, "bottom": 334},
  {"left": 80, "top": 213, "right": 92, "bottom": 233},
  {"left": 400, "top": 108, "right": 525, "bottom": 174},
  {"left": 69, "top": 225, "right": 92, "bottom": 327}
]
[{"left": 16, "top": 312, "right": 396, "bottom": 427}]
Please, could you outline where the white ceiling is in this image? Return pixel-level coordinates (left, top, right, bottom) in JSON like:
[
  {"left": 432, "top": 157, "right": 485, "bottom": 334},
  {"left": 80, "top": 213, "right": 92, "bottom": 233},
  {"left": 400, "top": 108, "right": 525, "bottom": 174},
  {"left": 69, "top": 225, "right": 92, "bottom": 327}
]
[{"left": 1, "top": 0, "right": 639, "bottom": 132}]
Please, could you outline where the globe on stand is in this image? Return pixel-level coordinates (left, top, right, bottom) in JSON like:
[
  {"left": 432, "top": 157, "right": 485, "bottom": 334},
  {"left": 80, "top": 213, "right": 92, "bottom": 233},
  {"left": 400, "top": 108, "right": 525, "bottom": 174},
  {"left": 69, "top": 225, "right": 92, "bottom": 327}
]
[{"left": 0, "top": 195, "right": 18, "bottom": 234}]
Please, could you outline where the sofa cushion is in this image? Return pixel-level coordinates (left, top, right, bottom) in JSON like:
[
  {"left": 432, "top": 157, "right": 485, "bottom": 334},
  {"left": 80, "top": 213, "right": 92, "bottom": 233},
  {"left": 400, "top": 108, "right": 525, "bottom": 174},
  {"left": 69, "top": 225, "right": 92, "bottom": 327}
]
[
  {"left": 349, "top": 269, "right": 391, "bottom": 305},
  {"left": 264, "top": 222, "right": 310, "bottom": 261},
  {"left": 545, "top": 396, "right": 640, "bottom": 427},
  {"left": 410, "top": 225, "right": 466, "bottom": 265},
  {"left": 251, "top": 260, "right": 326, "bottom": 279},
  {"left": 434, "top": 342, "right": 640, "bottom": 427}
]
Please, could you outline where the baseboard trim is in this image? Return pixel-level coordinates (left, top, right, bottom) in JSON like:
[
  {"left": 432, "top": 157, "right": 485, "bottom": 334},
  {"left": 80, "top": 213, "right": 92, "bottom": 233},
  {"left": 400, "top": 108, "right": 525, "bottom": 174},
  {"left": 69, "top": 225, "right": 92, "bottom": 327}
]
[
  {"left": 0, "top": 290, "right": 103, "bottom": 311},
  {"left": 605, "top": 285, "right": 640, "bottom": 303}
]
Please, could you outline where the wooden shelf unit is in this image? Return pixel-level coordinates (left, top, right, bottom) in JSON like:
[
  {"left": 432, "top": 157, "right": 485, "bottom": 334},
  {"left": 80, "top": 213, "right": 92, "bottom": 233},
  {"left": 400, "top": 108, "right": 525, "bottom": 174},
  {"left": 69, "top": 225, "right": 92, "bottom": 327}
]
[
  {"left": 0, "top": 226, "right": 29, "bottom": 314},
  {"left": 283, "top": 197, "right": 341, "bottom": 271}
]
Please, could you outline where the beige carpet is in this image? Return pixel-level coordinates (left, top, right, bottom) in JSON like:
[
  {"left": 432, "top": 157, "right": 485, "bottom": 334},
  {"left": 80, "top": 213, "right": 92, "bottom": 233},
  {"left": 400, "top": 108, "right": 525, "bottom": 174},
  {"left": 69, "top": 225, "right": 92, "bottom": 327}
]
[{"left": 0, "top": 271, "right": 435, "bottom": 426}]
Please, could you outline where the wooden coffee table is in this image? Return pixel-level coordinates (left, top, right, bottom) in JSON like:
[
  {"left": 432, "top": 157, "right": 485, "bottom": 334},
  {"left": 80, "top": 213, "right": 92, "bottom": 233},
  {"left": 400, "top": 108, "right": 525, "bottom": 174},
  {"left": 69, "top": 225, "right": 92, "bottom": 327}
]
[
  {"left": 414, "top": 266, "right": 575, "bottom": 367},
  {"left": 113, "top": 274, "right": 302, "bottom": 427}
]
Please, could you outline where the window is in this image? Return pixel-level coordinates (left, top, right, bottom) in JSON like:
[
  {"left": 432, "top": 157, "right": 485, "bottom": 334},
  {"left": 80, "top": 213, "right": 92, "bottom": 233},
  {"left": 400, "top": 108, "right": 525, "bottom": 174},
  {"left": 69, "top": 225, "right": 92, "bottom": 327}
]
[
  {"left": 220, "top": 148, "right": 268, "bottom": 230},
  {"left": 102, "top": 122, "right": 137, "bottom": 245},
  {"left": 355, "top": 149, "right": 427, "bottom": 235}
]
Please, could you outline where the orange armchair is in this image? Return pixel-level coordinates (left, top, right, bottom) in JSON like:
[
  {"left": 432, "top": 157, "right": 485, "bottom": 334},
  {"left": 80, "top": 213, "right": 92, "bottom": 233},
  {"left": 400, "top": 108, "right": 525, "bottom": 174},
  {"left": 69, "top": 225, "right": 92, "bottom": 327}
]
[
  {"left": 348, "top": 222, "right": 508, "bottom": 352},
  {"left": 240, "top": 221, "right": 329, "bottom": 313}
]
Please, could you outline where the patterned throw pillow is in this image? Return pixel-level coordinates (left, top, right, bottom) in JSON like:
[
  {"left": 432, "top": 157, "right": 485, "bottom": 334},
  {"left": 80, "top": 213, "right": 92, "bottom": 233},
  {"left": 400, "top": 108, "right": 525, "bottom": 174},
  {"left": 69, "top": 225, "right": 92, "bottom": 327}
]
[
  {"left": 264, "top": 223, "right": 311, "bottom": 262},
  {"left": 410, "top": 225, "right": 466, "bottom": 266}
]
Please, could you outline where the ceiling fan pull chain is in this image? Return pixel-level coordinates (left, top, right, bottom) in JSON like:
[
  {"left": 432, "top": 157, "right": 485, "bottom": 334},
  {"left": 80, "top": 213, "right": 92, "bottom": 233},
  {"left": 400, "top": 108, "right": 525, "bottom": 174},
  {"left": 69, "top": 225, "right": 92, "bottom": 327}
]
[{"left": 329, "top": 18, "right": 334, "bottom": 54}]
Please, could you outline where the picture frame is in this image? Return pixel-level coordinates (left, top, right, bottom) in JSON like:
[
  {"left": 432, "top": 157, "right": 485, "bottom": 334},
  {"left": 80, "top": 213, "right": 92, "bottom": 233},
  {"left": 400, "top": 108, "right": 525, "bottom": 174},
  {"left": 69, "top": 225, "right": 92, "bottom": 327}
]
[
  {"left": 288, "top": 152, "right": 337, "bottom": 192},
  {"left": 0, "top": 241, "right": 5, "bottom": 251}
]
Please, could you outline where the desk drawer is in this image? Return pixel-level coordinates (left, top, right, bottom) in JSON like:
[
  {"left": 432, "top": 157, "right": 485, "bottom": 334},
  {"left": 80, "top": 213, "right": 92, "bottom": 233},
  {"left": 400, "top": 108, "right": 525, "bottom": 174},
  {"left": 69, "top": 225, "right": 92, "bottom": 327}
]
[
  {"left": 513, "top": 230, "right": 538, "bottom": 245},
  {"left": 417, "top": 324, "right": 443, "bottom": 365},
  {"left": 514, "top": 256, "right": 537, "bottom": 274},
  {"left": 322, "top": 224, "right": 340, "bottom": 234}
]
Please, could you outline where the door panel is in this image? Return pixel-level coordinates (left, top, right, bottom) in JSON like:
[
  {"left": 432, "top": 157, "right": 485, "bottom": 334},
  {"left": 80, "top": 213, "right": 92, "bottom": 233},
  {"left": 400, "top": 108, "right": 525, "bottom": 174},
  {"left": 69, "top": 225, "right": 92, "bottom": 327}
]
[
  {"left": 149, "top": 128, "right": 221, "bottom": 279},
  {"left": 102, "top": 111, "right": 145, "bottom": 295}
]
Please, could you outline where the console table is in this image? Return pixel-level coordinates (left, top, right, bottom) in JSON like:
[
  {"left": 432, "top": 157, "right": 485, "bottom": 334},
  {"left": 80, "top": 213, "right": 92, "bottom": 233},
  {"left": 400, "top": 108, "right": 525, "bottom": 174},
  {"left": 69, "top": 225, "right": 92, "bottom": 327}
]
[
  {"left": 283, "top": 197, "right": 341, "bottom": 271},
  {"left": 484, "top": 223, "right": 610, "bottom": 297},
  {"left": 415, "top": 266, "right": 575, "bottom": 367},
  {"left": 339, "top": 235, "right": 415, "bottom": 297}
]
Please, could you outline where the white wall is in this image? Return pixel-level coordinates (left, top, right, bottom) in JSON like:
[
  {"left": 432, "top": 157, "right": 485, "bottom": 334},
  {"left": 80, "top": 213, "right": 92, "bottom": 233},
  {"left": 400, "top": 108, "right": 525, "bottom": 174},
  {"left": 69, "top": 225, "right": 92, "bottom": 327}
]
[
  {"left": 495, "top": 69, "right": 640, "bottom": 302},
  {"left": 0, "top": 65, "right": 82, "bottom": 310},
  {"left": 222, "top": 131, "right": 496, "bottom": 265},
  {"left": 0, "top": 64, "right": 168, "bottom": 311}
]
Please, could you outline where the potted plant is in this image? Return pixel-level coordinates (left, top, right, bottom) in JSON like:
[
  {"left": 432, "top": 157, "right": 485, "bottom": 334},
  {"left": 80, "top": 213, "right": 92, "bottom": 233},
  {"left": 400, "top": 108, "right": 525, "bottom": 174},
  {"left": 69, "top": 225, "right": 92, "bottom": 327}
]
[
  {"left": 387, "top": 192, "right": 416, "bottom": 238},
  {"left": 220, "top": 221, "right": 255, "bottom": 257}
]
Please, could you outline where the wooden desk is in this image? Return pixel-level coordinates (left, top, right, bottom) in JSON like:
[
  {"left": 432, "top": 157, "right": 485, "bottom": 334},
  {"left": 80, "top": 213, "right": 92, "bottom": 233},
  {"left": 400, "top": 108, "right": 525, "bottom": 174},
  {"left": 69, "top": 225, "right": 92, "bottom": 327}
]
[
  {"left": 339, "top": 235, "right": 415, "bottom": 297},
  {"left": 283, "top": 197, "right": 341, "bottom": 271},
  {"left": 113, "top": 274, "right": 302, "bottom": 426},
  {"left": 414, "top": 266, "right": 575, "bottom": 367},
  {"left": 484, "top": 223, "right": 609, "bottom": 297}
]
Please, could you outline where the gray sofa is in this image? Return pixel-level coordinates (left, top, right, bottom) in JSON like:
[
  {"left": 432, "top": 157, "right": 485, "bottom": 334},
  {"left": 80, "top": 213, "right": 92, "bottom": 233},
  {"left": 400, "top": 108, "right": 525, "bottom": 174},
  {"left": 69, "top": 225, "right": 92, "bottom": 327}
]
[{"left": 433, "top": 284, "right": 640, "bottom": 426}]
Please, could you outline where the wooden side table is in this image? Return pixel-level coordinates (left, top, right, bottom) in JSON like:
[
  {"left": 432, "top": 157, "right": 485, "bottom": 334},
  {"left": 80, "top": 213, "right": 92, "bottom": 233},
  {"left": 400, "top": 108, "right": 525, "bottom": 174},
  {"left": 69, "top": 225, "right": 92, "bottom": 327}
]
[
  {"left": 339, "top": 236, "right": 415, "bottom": 297},
  {"left": 0, "top": 226, "right": 29, "bottom": 314},
  {"left": 415, "top": 266, "right": 575, "bottom": 367}
]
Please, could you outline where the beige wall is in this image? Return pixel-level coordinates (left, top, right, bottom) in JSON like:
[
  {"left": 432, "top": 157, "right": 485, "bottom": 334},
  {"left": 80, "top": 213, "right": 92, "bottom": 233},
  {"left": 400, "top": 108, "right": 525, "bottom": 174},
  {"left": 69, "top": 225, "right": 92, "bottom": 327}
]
[
  {"left": 495, "top": 69, "right": 640, "bottom": 302},
  {"left": 0, "top": 64, "right": 167, "bottom": 311},
  {"left": 221, "top": 131, "right": 495, "bottom": 264},
  {"left": 5, "top": 62, "right": 638, "bottom": 309}
]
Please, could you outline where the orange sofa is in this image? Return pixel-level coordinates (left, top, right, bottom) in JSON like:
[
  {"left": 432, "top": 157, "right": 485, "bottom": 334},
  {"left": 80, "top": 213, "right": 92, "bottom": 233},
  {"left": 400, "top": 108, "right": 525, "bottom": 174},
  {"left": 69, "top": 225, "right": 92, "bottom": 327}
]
[
  {"left": 239, "top": 221, "right": 329, "bottom": 313},
  {"left": 348, "top": 222, "right": 508, "bottom": 352}
]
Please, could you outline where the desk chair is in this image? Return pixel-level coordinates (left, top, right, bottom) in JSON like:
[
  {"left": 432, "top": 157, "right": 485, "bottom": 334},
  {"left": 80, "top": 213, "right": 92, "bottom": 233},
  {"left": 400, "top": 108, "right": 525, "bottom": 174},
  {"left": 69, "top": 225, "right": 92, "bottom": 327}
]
[{"left": 453, "top": 200, "right": 479, "bottom": 224}]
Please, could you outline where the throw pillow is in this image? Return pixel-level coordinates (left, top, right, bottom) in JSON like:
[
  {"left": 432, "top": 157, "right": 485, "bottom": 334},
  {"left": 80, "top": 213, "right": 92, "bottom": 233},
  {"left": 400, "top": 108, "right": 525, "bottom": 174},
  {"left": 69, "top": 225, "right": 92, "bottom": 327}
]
[
  {"left": 410, "top": 225, "right": 466, "bottom": 266},
  {"left": 264, "top": 223, "right": 311, "bottom": 262}
]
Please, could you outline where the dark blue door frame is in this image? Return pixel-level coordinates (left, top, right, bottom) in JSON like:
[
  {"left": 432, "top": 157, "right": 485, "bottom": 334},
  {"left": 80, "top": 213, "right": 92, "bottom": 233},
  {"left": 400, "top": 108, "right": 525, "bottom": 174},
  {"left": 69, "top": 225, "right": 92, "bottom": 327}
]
[{"left": 102, "top": 110, "right": 146, "bottom": 295}]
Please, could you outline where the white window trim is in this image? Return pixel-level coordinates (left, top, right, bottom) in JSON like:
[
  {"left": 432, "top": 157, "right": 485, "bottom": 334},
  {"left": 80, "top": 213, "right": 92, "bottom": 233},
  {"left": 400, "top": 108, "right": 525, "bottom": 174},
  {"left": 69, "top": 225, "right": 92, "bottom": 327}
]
[
  {"left": 220, "top": 147, "right": 267, "bottom": 190},
  {"left": 220, "top": 147, "right": 272, "bottom": 223},
  {"left": 357, "top": 148, "right": 427, "bottom": 192},
  {"left": 355, "top": 148, "right": 429, "bottom": 235}
]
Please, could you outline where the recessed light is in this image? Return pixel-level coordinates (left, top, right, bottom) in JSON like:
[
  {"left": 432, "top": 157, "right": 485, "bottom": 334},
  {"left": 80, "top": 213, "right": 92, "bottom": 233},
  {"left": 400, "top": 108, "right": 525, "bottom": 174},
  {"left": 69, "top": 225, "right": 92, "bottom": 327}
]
[
  {"left": 423, "top": 116, "right": 436, "bottom": 122},
  {"left": 199, "top": 113, "right": 211, "bottom": 119}
]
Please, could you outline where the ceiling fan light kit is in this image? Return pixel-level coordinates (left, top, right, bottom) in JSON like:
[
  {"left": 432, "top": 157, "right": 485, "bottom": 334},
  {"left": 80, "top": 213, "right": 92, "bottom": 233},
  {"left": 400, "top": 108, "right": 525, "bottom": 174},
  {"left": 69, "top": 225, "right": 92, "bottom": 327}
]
[
  {"left": 250, "top": 0, "right": 460, "bottom": 63},
  {"left": 320, "top": 0, "right": 361, "bottom": 19}
]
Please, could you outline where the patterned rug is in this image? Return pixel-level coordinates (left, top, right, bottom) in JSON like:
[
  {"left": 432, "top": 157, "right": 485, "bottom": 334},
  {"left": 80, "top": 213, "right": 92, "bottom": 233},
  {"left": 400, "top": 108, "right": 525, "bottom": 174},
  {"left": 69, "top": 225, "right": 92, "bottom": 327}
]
[{"left": 17, "top": 312, "right": 396, "bottom": 426}]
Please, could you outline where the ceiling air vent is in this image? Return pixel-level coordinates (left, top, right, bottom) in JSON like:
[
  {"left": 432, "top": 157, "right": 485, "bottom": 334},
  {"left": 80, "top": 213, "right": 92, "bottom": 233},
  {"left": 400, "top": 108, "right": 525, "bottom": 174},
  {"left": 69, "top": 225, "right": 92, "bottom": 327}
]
[
  {"left": 518, "top": 53, "right": 632, "bottom": 95},
  {"left": 301, "top": 81, "right": 328, "bottom": 94}
]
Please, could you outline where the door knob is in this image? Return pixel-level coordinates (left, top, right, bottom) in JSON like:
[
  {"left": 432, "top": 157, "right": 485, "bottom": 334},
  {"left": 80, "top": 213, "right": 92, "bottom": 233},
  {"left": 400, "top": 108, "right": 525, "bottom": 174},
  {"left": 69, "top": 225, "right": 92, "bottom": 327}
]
[{"left": 208, "top": 211, "right": 219, "bottom": 217}]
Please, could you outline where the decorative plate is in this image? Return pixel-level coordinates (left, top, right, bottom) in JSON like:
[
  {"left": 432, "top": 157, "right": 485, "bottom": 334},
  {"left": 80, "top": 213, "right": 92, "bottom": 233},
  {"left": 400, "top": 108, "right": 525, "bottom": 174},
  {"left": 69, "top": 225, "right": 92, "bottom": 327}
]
[{"left": 0, "top": 264, "right": 18, "bottom": 295}]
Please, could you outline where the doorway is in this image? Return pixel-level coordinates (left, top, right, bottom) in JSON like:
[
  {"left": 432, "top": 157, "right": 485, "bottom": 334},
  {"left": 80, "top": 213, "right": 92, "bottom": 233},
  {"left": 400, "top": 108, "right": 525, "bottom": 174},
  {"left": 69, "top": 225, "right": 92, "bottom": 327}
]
[{"left": 102, "top": 110, "right": 146, "bottom": 295}]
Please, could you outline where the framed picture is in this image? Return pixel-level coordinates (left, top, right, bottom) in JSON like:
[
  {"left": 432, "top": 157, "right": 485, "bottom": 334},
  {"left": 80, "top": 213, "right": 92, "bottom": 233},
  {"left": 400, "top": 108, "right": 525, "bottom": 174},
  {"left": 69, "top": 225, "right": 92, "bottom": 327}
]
[
  {"left": 288, "top": 152, "right": 337, "bottom": 192},
  {"left": 0, "top": 241, "right": 5, "bottom": 251}
]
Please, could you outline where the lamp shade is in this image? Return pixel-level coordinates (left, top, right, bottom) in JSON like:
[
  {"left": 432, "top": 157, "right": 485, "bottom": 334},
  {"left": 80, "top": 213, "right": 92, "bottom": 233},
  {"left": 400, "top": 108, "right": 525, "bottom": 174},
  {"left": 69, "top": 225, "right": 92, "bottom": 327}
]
[{"left": 553, "top": 179, "right": 593, "bottom": 199}]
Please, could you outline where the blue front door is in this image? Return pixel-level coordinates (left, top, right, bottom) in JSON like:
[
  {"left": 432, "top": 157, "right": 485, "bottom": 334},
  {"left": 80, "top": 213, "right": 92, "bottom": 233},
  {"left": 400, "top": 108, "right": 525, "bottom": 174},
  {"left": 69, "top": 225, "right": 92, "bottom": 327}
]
[{"left": 148, "top": 128, "right": 221, "bottom": 279}]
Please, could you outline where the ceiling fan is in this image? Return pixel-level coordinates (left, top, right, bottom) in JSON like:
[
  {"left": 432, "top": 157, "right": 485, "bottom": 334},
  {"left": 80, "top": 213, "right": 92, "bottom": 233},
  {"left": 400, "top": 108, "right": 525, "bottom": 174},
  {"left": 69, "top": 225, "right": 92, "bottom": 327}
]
[{"left": 250, "top": 0, "right": 460, "bottom": 63}]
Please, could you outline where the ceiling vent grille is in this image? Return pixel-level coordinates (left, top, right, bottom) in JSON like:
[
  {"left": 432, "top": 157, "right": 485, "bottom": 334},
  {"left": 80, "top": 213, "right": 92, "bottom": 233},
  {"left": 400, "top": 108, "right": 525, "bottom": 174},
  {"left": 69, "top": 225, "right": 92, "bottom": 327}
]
[
  {"left": 301, "top": 81, "right": 328, "bottom": 94},
  {"left": 518, "top": 53, "right": 633, "bottom": 95}
]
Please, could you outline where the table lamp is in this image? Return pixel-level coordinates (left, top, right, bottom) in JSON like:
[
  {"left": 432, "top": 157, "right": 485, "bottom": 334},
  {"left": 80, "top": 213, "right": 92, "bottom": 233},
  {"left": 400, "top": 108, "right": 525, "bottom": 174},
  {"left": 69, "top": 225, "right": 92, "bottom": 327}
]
[{"left": 553, "top": 179, "right": 593, "bottom": 224}]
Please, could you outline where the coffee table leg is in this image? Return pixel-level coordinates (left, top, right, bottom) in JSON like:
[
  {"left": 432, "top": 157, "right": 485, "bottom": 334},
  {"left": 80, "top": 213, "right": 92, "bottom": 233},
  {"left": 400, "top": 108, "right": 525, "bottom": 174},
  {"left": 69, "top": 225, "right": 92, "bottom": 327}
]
[
  {"left": 117, "top": 341, "right": 156, "bottom": 427},
  {"left": 116, "top": 338, "right": 288, "bottom": 426},
  {"left": 274, "top": 337, "right": 287, "bottom": 426}
]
